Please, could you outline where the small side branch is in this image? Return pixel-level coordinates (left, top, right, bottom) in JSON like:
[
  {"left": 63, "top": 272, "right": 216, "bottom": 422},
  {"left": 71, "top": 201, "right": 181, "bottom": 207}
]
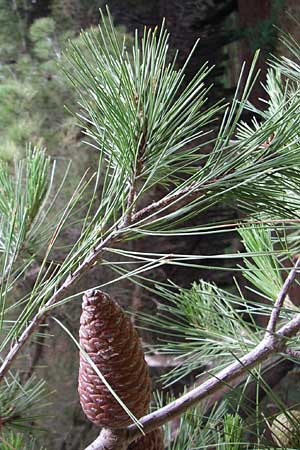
[
  {"left": 132, "top": 183, "right": 202, "bottom": 224},
  {"left": 123, "top": 129, "right": 147, "bottom": 227},
  {"left": 266, "top": 257, "right": 300, "bottom": 335}
]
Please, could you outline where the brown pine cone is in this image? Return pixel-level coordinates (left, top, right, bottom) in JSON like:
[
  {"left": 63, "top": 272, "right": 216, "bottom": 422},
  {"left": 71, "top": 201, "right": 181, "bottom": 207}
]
[
  {"left": 78, "top": 289, "right": 151, "bottom": 428},
  {"left": 128, "top": 428, "right": 164, "bottom": 450}
]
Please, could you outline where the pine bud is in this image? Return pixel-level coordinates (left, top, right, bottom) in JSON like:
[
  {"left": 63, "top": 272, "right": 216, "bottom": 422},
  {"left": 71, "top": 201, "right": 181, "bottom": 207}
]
[{"left": 78, "top": 290, "right": 151, "bottom": 428}]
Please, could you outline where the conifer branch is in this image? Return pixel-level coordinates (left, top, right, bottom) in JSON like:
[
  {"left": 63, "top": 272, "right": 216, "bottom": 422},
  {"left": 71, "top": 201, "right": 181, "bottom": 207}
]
[
  {"left": 0, "top": 232, "right": 119, "bottom": 382},
  {"left": 0, "top": 181, "right": 198, "bottom": 383},
  {"left": 0, "top": 176, "right": 208, "bottom": 382},
  {"left": 84, "top": 260, "right": 300, "bottom": 450}
]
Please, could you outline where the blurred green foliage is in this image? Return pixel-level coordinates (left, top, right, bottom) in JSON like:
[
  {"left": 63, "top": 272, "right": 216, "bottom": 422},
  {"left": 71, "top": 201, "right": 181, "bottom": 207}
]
[
  {"left": 239, "top": 0, "right": 285, "bottom": 54},
  {"left": 0, "top": 12, "right": 75, "bottom": 162},
  {"left": 51, "top": 0, "right": 104, "bottom": 31},
  {"left": 0, "top": 431, "right": 45, "bottom": 449},
  {"left": 0, "top": 1, "right": 131, "bottom": 164},
  {"left": 0, "top": 1, "right": 132, "bottom": 209}
]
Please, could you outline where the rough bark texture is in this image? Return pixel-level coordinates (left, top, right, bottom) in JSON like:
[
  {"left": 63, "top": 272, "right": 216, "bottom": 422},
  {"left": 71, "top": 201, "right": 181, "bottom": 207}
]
[{"left": 78, "top": 290, "right": 151, "bottom": 428}]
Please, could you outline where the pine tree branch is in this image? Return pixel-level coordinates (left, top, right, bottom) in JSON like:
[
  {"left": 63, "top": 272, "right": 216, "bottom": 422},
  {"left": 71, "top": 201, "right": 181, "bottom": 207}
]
[
  {"left": 85, "top": 322, "right": 299, "bottom": 450},
  {"left": 0, "top": 178, "right": 197, "bottom": 383},
  {"left": 0, "top": 232, "right": 119, "bottom": 383},
  {"left": 84, "top": 261, "right": 300, "bottom": 450}
]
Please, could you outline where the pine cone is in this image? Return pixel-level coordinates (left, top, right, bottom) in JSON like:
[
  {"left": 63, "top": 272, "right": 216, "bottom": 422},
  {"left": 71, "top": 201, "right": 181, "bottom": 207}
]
[
  {"left": 128, "top": 428, "right": 164, "bottom": 450},
  {"left": 78, "top": 289, "right": 151, "bottom": 428}
]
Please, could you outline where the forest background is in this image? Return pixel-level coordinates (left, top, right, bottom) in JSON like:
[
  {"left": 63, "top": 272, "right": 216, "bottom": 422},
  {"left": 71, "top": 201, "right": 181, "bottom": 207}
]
[{"left": 1, "top": 0, "right": 300, "bottom": 449}]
